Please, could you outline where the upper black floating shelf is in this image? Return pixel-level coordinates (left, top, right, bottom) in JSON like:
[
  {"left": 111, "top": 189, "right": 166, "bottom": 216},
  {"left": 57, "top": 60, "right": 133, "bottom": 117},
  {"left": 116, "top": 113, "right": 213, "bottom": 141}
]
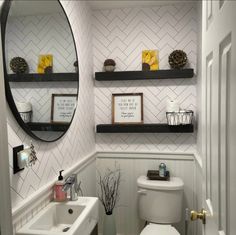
[
  {"left": 96, "top": 124, "right": 194, "bottom": 133},
  {"left": 95, "top": 69, "right": 194, "bottom": 81},
  {"left": 8, "top": 73, "right": 78, "bottom": 82},
  {"left": 27, "top": 122, "right": 70, "bottom": 132}
]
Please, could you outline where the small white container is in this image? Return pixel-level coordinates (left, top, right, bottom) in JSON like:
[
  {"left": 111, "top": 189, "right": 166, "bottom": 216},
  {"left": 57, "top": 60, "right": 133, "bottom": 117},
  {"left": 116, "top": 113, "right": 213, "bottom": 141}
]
[{"left": 16, "top": 102, "right": 32, "bottom": 123}]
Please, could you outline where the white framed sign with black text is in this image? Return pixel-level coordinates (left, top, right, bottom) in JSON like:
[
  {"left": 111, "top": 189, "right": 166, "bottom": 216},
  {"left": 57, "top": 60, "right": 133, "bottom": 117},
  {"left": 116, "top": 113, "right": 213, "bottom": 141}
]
[
  {"left": 112, "top": 93, "right": 143, "bottom": 124},
  {"left": 51, "top": 94, "right": 77, "bottom": 123}
]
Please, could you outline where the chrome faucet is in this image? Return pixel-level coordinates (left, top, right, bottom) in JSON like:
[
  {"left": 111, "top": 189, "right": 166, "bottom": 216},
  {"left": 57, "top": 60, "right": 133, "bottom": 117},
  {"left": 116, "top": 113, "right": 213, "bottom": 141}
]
[{"left": 62, "top": 174, "right": 81, "bottom": 201}]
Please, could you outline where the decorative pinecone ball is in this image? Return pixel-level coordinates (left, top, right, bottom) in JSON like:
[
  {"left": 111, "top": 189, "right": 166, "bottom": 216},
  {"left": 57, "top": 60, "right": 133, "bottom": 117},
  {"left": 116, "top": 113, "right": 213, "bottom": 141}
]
[
  {"left": 10, "top": 57, "right": 28, "bottom": 74},
  {"left": 104, "top": 59, "right": 116, "bottom": 72},
  {"left": 168, "top": 50, "right": 188, "bottom": 69}
]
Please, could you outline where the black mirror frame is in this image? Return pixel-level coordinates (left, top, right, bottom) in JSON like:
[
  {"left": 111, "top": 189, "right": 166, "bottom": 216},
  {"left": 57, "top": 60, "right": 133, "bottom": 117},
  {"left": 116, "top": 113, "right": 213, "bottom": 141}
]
[{"left": 0, "top": 0, "right": 79, "bottom": 142}]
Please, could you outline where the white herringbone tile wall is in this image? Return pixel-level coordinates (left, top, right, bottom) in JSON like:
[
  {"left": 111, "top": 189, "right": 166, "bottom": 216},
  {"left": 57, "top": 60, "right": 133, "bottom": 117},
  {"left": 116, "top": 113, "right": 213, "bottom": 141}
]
[
  {"left": 6, "top": 12, "right": 76, "bottom": 73},
  {"left": 7, "top": 1, "right": 96, "bottom": 209},
  {"left": 6, "top": 12, "right": 77, "bottom": 122},
  {"left": 93, "top": 3, "right": 198, "bottom": 152},
  {"left": 10, "top": 82, "right": 77, "bottom": 123}
]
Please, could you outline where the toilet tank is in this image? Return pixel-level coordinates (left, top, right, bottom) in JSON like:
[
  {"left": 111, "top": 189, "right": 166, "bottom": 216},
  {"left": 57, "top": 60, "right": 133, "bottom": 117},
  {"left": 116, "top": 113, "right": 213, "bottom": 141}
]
[{"left": 137, "top": 176, "right": 184, "bottom": 224}]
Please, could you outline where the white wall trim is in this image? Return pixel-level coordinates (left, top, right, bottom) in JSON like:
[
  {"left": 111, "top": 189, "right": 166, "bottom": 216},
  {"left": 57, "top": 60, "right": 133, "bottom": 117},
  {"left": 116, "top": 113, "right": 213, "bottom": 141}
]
[
  {"left": 96, "top": 151, "right": 195, "bottom": 161},
  {"left": 96, "top": 151, "right": 203, "bottom": 169},
  {"left": 194, "top": 151, "right": 203, "bottom": 169},
  {"left": 12, "top": 151, "right": 96, "bottom": 222}
]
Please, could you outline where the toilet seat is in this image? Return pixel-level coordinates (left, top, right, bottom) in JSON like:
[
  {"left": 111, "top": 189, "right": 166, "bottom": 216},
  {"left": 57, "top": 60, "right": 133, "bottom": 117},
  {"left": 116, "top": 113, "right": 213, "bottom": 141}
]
[{"left": 140, "top": 224, "right": 180, "bottom": 235}]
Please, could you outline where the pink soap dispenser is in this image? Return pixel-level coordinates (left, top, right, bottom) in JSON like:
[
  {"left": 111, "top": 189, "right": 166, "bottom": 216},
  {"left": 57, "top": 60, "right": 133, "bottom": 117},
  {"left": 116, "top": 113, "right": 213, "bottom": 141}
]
[{"left": 54, "top": 170, "right": 67, "bottom": 202}]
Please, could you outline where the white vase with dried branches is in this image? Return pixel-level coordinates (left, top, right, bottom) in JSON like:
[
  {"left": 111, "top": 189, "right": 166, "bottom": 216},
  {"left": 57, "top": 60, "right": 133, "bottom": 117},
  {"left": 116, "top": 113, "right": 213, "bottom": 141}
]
[{"left": 98, "top": 165, "right": 121, "bottom": 235}]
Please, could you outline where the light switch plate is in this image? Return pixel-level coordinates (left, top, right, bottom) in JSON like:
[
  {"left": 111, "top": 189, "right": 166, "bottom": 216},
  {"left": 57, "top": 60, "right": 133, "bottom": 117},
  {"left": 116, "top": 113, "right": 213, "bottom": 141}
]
[{"left": 13, "top": 145, "right": 24, "bottom": 174}]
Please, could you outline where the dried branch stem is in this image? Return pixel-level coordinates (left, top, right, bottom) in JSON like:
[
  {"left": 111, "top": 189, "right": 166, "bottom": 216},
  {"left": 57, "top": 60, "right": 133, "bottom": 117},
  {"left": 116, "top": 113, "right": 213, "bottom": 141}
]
[{"left": 97, "top": 165, "right": 121, "bottom": 215}]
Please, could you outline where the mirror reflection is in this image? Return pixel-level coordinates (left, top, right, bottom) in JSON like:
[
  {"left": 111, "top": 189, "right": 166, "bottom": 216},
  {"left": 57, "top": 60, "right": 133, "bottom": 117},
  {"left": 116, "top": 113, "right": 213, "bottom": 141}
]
[{"left": 3, "top": 0, "right": 78, "bottom": 142}]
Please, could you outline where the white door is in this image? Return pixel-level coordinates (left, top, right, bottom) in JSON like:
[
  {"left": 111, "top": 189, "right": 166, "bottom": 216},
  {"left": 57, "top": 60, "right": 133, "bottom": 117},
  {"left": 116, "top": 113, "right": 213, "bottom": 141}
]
[{"left": 202, "top": 0, "right": 236, "bottom": 235}]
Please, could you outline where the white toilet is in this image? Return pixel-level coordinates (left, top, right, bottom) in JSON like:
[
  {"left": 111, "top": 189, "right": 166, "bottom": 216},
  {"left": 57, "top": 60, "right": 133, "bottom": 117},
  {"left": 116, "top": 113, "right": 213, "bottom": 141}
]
[{"left": 137, "top": 175, "right": 184, "bottom": 235}]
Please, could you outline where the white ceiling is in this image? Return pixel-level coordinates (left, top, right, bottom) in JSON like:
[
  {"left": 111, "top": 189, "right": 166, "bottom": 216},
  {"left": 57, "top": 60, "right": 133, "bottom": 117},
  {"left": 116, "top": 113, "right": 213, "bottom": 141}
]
[
  {"left": 8, "top": 0, "right": 198, "bottom": 16},
  {"left": 9, "top": 1, "right": 62, "bottom": 17},
  {"left": 88, "top": 0, "right": 198, "bottom": 10}
]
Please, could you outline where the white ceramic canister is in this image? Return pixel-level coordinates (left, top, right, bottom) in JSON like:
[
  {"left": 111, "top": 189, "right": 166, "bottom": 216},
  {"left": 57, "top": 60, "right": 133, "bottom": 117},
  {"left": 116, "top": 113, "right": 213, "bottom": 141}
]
[{"left": 16, "top": 102, "right": 32, "bottom": 123}]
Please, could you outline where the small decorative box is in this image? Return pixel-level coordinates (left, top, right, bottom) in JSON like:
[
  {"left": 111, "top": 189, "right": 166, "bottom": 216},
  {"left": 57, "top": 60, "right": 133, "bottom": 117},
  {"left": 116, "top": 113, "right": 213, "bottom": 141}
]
[{"left": 147, "top": 170, "right": 170, "bottom": 181}]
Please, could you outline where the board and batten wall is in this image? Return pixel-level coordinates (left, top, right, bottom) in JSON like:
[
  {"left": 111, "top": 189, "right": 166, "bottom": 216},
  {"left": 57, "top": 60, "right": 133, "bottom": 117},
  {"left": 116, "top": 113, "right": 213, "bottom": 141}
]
[
  {"left": 7, "top": 0, "right": 96, "bottom": 210},
  {"left": 93, "top": 2, "right": 199, "bottom": 153},
  {"left": 96, "top": 152, "right": 199, "bottom": 235}
]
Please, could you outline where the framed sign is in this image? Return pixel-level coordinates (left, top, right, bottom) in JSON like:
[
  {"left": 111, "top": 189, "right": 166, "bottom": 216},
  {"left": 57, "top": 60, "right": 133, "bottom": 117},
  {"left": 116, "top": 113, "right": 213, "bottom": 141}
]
[
  {"left": 51, "top": 94, "right": 77, "bottom": 123},
  {"left": 112, "top": 93, "right": 143, "bottom": 124}
]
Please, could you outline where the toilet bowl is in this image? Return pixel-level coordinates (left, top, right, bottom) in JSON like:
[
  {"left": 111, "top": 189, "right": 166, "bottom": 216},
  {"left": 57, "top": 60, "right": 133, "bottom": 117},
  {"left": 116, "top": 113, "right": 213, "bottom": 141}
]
[
  {"left": 137, "top": 175, "right": 184, "bottom": 235},
  {"left": 140, "top": 224, "right": 180, "bottom": 235}
]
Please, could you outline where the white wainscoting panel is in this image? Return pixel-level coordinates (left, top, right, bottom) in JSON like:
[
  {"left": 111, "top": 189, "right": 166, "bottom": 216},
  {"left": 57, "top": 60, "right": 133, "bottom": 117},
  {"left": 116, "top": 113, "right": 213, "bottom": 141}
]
[
  {"left": 76, "top": 158, "right": 97, "bottom": 197},
  {"left": 7, "top": 1, "right": 96, "bottom": 210},
  {"left": 93, "top": 3, "right": 198, "bottom": 153},
  {"left": 96, "top": 152, "right": 197, "bottom": 235}
]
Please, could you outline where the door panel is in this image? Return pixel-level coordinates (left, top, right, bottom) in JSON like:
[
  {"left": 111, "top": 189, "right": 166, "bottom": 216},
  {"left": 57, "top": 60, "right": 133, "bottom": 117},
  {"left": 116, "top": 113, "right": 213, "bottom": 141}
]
[
  {"left": 202, "top": 1, "right": 236, "bottom": 235},
  {"left": 206, "top": 0, "right": 213, "bottom": 28},
  {"left": 219, "top": 34, "right": 231, "bottom": 235},
  {"left": 205, "top": 54, "right": 213, "bottom": 203}
]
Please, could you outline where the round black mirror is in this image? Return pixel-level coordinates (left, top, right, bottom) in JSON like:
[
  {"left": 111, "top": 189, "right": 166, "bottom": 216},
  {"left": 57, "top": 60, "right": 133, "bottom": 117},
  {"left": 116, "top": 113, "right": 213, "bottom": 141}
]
[{"left": 1, "top": 0, "right": 79, "bottom": 142}]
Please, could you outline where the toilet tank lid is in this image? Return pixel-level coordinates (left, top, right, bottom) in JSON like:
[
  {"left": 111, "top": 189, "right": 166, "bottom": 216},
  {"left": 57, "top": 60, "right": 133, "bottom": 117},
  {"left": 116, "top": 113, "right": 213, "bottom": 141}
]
[{"left": 137, "top": 176, "right": 184, "bottom": 190}]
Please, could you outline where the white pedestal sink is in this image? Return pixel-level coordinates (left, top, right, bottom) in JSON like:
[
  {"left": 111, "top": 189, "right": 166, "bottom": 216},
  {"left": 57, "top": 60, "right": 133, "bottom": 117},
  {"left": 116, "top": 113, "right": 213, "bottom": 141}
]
[{"left": 16, "top": 197, "right": 99, "bottom": 235}]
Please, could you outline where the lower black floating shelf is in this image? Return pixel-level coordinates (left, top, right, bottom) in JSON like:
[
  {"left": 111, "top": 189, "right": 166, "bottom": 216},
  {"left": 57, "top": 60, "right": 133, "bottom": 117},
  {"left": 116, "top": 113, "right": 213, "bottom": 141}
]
[
  {"left": 27, "top": 122, "right": 70, "bottom": 132},
  {"left": 96, "top": 124, "right": 194, "bottom": 133}
]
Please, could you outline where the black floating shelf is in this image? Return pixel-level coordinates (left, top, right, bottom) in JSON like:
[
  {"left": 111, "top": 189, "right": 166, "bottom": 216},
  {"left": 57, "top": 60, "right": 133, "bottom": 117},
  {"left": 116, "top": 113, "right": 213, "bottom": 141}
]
[
  {"left": 96, "top": 124, "right": 194, "bottom": 133},
  {"left": 95, "top": 69, "right": 194, "bottom": 81},
  {"left": 27, "top": 122, "right": 70, "bottom": 132},
  {"left": 8, "top": 73, "right": 78, "bottom": 82}
]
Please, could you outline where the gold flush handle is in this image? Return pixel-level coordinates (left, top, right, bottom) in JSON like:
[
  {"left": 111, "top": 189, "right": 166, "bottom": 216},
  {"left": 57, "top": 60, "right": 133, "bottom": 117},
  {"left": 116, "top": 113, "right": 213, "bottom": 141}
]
[{"left": 190, "top": 209, "right": 207, "bottom": 224}]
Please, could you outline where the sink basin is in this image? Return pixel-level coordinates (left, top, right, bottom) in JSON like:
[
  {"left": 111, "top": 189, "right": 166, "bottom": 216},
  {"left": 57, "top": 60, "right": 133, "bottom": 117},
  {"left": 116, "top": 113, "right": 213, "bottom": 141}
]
[{"left": 16, "top": 197, "right": 99, "bottom": 235}]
